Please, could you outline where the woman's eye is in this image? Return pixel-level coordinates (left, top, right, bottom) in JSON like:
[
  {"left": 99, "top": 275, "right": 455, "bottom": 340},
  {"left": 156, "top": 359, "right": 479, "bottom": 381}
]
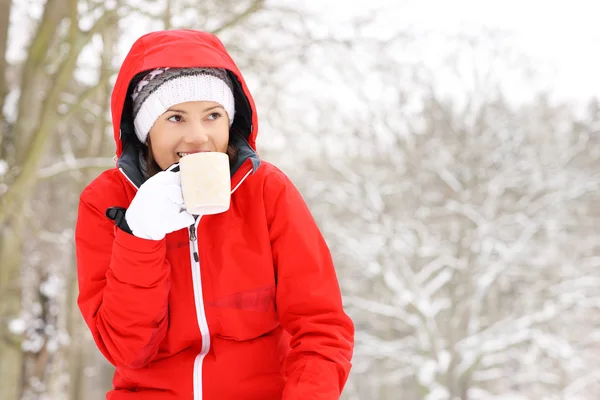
[
  {"left": 167, "top": 115, "right": 183, "bottom": 122},
  {"left": 207, "top": 112, "right": 222, "bottom": 121}
]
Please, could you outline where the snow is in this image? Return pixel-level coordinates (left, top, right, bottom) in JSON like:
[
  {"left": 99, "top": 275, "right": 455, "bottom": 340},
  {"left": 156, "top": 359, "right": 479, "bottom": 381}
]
[
  {"left": 0, "top": 159, "right": 8, "bottom": 176},
  {"left": 22, "top": 334, "right": 45, "bottom": 353},
  {"left": 2, "top": 88, "right": 20, "bottom": 124},
  {"left": 418, "top": 360, "right": 437, "bottom": 385},
  {"left": 424, "top": 386, "right": 450, "bottom": 400},
  {"left": 8, "top": 318, "right": 26, "bottom": 335},
  {"left": 40, "top": 275, "right": 64, "bottom": 299}
]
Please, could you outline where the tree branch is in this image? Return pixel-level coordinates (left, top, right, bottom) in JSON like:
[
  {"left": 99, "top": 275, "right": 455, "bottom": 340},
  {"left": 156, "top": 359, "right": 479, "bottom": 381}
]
[
  {"left": 13, "top": 0, "right": 67, "bottom": 163},
  {"left": 163, "top": 0, "right": 173, "bottom": 30},
  {"left": 0, "top": 8, "right": 118, "bottom": 225},
  {"left": 212, "top": 0, "right": 266, "bottom": 35},
  {"left": 0, "top": 0, "right": 12, "bottom": 124},
  {"left": 58, "top": 70, "right": 115, "bottom": 122},
  {"left": 37, "top": 157, "right": 115, "bottom": 179},
  {"left": 119, "top": 4, "right": 162, "bottom": 20}
]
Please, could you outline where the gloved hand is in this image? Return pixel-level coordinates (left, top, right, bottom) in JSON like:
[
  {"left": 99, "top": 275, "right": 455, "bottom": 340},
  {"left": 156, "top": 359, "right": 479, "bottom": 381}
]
[{"left": 125, "top": 166, "right": 195, "bottom": 240}]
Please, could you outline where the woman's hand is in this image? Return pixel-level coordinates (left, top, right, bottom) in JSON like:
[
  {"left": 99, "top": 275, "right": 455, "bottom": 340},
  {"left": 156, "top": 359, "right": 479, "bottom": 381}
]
[{"left": 126, "top": 166, "right": 195, "bottom": 240}]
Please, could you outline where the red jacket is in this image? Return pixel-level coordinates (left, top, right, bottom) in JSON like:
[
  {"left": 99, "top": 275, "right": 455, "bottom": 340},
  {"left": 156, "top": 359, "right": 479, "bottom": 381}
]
[{"left": 75, "top": 29, "right": 354, "bottom": 400}]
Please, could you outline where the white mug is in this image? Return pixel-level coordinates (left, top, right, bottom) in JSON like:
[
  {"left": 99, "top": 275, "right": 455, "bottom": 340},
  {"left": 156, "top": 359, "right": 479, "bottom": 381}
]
[{"left": 179, "top": 152, "right": 231, "bottom": 215}]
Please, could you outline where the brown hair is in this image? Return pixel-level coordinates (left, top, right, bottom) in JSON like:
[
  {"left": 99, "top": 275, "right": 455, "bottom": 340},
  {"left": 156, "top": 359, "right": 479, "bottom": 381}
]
[{"left": 144, "top": 136, "right": 239, "bottom": 178}]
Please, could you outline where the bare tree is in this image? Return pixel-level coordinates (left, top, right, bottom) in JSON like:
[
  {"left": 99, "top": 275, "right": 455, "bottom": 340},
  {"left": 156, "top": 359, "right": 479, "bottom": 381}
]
[
  {"left": 290, "top": 38, "right": 600, "bottom": 399},
  {"left": 0, "top": 0, "right": 119, "bottom": 397}
]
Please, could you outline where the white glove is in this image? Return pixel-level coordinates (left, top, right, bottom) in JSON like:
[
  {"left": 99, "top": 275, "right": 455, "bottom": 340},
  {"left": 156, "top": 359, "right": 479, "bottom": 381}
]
[{"left": 126, "top": 167, "right": 195, "bottom": 240}]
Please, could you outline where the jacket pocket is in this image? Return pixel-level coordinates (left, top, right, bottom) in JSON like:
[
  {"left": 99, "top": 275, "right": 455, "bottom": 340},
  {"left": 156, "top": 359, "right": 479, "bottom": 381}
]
[{"left": 209, "top": 284, "right": 280, "bottom": 341}]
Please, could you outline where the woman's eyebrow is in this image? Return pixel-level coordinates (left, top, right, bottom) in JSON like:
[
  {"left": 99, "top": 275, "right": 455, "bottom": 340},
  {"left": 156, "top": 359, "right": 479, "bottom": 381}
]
[
  {"left": 165, "top": 108, "right": 187, "bottom": 114},
  {"left": 203, "top": 105, "right": 224, "bottom": 112}
]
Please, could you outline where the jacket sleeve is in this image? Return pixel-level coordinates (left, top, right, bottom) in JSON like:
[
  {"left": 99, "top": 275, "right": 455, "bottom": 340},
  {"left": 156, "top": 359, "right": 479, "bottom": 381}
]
[
  {"left": 75, "top": 185, "right": 170, "bottom": 369},
  {"left": 264, "top": 168, "right": 354, "bottom": 400}
]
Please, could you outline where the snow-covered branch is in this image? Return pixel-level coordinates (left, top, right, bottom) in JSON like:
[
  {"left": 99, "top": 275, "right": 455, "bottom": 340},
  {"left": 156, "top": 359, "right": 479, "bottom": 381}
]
[{"left": 37, "top": 157, "right": 115, "bottom": 179}]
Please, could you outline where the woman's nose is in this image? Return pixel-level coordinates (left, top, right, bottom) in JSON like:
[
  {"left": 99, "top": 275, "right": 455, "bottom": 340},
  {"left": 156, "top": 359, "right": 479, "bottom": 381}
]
[{"left": 183, "top": 123, "right": 209, "bottom": 144}]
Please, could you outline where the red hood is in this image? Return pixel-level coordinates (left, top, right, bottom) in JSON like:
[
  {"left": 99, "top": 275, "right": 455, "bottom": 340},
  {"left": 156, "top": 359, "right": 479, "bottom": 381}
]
[{"left": 111, "top": 29, "right": 258, "bottom": 158}]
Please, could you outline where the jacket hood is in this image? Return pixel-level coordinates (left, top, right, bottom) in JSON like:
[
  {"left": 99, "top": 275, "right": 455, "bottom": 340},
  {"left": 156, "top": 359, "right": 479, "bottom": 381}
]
[{"left": 110, "top": 30, "right": 259, "bottom": 187}]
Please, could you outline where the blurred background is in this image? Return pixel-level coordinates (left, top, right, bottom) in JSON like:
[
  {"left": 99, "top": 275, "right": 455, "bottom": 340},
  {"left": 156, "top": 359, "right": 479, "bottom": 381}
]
[{"left": 1, "top": 0, "right": 600, "bottom": 399}]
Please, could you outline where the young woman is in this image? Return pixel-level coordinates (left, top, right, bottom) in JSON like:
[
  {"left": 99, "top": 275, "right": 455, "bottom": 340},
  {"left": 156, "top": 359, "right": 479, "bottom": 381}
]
[{"left": 75, "top": 29, "right": 354, "bottom": 400}]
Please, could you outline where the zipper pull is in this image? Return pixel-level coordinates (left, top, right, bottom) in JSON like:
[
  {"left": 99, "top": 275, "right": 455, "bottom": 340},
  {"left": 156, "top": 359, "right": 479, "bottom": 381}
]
[{"left": 189, "top": 225, "right": 199, "bottom": 262}]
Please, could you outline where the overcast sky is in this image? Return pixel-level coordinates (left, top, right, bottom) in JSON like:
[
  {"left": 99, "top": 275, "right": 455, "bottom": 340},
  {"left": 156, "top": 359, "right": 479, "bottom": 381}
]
[
  {"left": 309, "top": 0, "right": 600, "bottom": 103},
  {"left": 6, "top": 0, "right": 600, "bottom": 108}
]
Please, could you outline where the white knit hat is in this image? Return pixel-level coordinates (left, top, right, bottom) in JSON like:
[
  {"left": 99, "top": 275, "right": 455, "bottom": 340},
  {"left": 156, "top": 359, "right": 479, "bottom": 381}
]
[{"left": 131, "top": 67, "right": 235, "bottom": 144}]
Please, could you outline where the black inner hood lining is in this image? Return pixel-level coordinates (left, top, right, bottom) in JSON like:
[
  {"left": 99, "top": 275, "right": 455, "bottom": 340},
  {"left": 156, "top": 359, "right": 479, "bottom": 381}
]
[{"left": 117, "top": 69, "right": 260, "bottom": 188}]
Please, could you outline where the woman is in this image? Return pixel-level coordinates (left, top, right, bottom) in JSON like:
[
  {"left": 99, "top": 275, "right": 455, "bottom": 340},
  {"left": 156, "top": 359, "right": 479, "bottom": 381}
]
[{"left": 75, "top": 29, "right": 354, "bottom": 400}]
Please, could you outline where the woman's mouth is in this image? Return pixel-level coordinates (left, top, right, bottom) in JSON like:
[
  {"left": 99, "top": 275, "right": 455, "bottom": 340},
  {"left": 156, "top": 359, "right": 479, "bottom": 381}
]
[{"left": 177, "top": 150, "right": 210, "bottom": 158}]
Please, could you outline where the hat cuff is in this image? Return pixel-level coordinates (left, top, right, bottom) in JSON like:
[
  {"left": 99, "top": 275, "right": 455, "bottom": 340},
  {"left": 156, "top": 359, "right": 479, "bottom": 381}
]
[{"left": 133, "top": 74, "right": 236, "bottom": 143}]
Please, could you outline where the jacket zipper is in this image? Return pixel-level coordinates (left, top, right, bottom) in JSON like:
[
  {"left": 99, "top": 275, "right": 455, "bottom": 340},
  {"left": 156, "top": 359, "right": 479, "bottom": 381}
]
[
  {"left": 117, "top": 160, "right": 255, "bottom": 399},
  {"left": 189, "top": 220, "right": 209, "bottom": 400}
]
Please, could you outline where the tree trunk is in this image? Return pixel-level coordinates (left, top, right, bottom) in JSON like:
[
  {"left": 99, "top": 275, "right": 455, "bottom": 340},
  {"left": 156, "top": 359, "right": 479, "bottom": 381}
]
[
  {"left": 67, "top": 247, "right": 85, "bottom": 400},
  {"left": 66, "top": 19, "right": 119, "bottom": 399},
  {"left": 0, "top": 0, "right": 12, "bottom": 122},
  {"left": 0, "top": 2, "right": 118, "bottom": 398},
  {"left": 0, "top": 214, "right": 26, "bottom": 400}
]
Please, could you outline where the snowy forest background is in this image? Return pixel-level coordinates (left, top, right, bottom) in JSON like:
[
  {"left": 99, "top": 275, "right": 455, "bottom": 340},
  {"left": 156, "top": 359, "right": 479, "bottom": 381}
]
[{"left": 1, "top": 0, "right": 600, "bottom": 399}]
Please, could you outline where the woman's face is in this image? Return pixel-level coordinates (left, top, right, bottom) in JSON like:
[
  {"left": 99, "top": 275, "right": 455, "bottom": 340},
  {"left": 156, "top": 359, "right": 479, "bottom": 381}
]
[{"left": 148, "top": 100, "right": 230, "bottom": 170}]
